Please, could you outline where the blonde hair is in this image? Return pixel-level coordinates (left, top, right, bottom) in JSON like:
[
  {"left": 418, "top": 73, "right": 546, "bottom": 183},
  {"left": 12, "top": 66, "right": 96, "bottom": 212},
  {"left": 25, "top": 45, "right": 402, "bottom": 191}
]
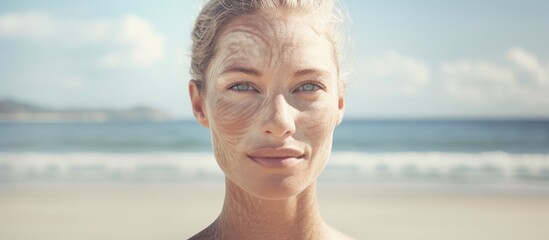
[{"left": 190, "top": 0, "right": 346, "bottom": 91}]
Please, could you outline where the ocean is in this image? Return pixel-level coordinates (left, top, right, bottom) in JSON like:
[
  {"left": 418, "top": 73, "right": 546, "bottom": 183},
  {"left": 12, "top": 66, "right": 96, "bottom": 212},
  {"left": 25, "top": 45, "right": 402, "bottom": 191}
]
[{"left": 1, "top": 120, "right": 549, "bottom": 192}]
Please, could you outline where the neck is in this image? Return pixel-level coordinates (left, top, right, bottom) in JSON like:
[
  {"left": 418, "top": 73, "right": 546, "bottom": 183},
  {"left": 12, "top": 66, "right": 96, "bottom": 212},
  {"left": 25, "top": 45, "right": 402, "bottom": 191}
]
[{"left": 197, "top": 178, "right": 330, "bottom": 240}]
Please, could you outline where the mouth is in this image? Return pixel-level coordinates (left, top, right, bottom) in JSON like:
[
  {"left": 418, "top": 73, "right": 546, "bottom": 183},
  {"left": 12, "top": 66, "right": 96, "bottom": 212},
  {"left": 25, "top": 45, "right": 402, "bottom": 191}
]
[{"left": 247, "top": 147, "right": 305, "bottom": 169}]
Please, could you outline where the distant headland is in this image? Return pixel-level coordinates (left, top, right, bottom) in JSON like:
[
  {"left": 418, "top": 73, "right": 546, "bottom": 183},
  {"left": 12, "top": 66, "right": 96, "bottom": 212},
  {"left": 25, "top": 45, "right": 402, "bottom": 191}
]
[{"left": 0, "top": 99, "right": 173, "bottom": 122}]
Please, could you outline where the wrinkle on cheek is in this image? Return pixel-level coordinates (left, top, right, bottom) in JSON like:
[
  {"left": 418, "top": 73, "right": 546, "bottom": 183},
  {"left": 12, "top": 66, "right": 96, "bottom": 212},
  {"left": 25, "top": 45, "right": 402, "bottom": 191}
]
[
  {"left": 209, "top": 94, "right": 263, "bottom": 145},
  {"left": 300, "top": 98, "right": 338, "bottom": 138},
  {"left": 208, "top": 93, "right": 265, "bottom": 182},
  {"left": 297, "top": 99, "right": 338, "bottom": 170}
]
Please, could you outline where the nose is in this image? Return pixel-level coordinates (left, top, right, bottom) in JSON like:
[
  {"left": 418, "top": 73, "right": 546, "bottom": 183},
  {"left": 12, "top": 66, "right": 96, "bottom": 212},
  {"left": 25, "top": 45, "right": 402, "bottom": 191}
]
[{"left": 260, "top": 94, "right": 296, "bottom": 138}]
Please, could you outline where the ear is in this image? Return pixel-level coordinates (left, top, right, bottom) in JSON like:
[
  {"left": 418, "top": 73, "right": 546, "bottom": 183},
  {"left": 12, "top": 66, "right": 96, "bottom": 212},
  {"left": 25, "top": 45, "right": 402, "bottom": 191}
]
[
  {"left": 336, "top": 94, "right": 345, "bottom": 126},
  {"left": 189, "top": 80, "right": 209, "bottom": 128}
]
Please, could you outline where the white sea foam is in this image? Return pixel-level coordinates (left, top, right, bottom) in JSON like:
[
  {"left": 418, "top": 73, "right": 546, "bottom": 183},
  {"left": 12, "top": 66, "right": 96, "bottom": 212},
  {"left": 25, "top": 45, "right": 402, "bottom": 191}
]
[
  {"left": 1, "top": 152, "right": 548, "bottom": 190},
  {"left": 329, "top": 152, "right": 549, "bottom": 178}
]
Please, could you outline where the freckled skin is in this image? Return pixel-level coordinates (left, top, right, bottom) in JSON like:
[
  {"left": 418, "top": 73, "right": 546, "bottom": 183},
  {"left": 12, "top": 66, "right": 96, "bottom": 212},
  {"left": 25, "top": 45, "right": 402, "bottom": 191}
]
[
  {"left": 206, "top": 12, "right": 341, "bottom": 198},
  {"left": 190, "top": 10, "right": 350, "bottom": 240}
]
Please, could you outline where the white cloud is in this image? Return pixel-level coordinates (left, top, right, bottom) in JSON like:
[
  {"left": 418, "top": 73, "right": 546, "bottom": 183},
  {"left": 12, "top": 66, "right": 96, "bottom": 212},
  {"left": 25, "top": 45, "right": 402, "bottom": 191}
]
[
  {"left": 0, "top": 12, "right": 165, "bottom": 67},
  {"left": 354, "top": 51, "right": 430, "bottom": 96},
  {"left": 507, "top": 47, "right": 548, "bottom": 86},
  {"left": 442, "top": 60, "right": 516, "bottom": 102},
  {"left": 96, "top": 15, "right": 165, "bottom": 67},
  {"left": 0, "top": 13, "right": 55, "bottom": 38},
  {"left": 442, "top": 47, "right": 549, "bottom": 105}
]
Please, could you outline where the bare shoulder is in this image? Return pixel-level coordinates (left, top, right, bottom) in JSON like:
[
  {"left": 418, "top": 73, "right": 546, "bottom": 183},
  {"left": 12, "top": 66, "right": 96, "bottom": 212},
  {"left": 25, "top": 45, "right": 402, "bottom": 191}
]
[
  {"left": 188, "top": 231, "right": 212, "bottom": 240},
  {"left": 188, "top": 225, "right": 216, "bottom": 240}
]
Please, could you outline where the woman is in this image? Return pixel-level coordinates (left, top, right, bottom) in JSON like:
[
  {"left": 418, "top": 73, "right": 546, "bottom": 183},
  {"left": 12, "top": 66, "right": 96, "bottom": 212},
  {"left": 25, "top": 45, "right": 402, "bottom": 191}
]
[{"left": 188, "top": 0, "right": 350, "bottom": 239}]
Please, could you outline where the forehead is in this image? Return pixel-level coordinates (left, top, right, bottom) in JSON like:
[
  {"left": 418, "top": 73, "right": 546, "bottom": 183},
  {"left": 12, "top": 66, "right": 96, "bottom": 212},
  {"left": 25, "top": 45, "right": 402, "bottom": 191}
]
[{"left": 211, "top": 11, "right": 336, "bottom": 74}]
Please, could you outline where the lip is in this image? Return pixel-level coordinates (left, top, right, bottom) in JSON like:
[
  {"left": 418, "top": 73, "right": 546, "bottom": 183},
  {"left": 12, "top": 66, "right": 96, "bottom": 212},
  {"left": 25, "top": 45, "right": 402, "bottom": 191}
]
[{"left": 247, "top": 147, "right": 305, "bottom": 169}]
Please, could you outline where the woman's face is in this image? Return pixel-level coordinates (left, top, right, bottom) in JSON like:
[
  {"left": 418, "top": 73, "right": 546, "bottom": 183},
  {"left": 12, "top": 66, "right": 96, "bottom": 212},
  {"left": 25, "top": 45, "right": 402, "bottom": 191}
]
[{"left": 190, "top": 11, "right": 344, "bottom": 199}]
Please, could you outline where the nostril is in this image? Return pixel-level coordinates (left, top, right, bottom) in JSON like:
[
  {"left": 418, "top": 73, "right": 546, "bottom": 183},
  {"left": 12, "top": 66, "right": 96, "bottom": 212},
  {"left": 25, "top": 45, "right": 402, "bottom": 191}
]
[{"left": 263, "top": 126, "right": 293, "bottom": 138}]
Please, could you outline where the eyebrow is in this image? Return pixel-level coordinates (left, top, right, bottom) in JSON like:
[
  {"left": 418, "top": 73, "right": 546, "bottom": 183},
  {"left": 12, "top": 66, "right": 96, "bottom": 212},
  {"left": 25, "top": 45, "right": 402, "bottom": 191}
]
[
  {"left": 220, "top": 66, "right": 329, "bottom": 78},
  {"left": 220, "top": 66, "right": 262, "bottom": 77},
  {"left": 293, "top": 68, "right": 330, "bottom": 78}
]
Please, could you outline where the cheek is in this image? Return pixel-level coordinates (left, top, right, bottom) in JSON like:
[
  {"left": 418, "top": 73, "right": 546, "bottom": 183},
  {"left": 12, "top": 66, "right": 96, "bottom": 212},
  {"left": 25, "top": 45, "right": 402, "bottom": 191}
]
[
  {"left": 207, "top": 94, "right": 264, "bottom": 182},
  {"left": 299, "top": 99, "right": 339, "bottom": 143},
  {"left": 294, "top": 99, "right": 339, "bottom": 179},
  {"left": 208, "top": 94, "right": 263, "bottom": 146}
]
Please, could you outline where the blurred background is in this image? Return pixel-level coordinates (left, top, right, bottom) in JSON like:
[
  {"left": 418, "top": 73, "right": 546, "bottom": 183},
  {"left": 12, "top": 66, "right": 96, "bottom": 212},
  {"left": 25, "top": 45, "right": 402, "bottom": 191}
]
[{"left": 1, "top": 0, "right": 549, "bottom": 239}]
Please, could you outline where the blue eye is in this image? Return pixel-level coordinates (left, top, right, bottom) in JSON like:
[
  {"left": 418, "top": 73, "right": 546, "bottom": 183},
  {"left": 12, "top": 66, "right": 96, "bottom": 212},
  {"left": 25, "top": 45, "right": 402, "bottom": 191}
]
[
  {"left": 296, "top": 83, "right": 320, "bottom": 92},
  {"left": 229, "top": 83, "right": 257, "bottom": 92}
]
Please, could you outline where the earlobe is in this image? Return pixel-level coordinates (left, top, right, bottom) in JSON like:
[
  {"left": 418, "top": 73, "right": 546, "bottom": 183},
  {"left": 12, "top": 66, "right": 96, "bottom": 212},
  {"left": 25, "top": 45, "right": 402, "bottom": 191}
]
[
  {"left": 337, "top": 95, "right": 345, "bottom": 125},
  {"left": 189, "top": 80, "right": 209, "bottom": 128}
]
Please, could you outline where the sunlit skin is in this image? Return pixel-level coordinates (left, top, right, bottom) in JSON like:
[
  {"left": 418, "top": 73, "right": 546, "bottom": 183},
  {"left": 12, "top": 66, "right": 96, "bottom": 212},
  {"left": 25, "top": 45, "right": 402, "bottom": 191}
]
[{"left": 189, "top": 9, "right": 349, "bottom": 240}]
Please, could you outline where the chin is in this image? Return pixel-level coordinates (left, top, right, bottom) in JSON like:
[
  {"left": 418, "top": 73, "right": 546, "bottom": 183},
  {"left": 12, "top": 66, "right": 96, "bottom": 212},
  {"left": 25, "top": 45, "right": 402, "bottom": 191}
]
[{"left": 242, "top": 174, "right": 313, "bottom": 200}]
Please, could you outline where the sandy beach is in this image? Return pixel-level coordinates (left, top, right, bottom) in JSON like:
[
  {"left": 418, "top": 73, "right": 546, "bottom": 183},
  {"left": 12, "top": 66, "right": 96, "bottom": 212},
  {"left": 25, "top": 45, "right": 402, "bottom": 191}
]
[{"left": 1, "top": 186, "right": 548, "bottom": 240}]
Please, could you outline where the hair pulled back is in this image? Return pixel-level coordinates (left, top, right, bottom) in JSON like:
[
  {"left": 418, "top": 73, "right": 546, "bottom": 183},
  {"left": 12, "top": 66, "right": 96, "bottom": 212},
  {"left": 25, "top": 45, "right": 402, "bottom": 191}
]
[{"left": 191, "top": 0, "right": 345, "bottom": 91}]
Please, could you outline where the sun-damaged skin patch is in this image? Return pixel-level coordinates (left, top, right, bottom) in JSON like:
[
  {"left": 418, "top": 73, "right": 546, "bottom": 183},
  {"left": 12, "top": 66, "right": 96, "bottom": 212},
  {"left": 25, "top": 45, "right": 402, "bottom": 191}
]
[{"left": 197, "top": 10, "right": 343, "bottom": 200}]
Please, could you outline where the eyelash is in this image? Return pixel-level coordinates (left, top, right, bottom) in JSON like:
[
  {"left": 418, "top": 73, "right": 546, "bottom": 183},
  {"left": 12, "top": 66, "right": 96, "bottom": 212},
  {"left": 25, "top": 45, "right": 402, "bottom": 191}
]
[
  {"left": 228, "top": 81, "right": 325, "bottom": 93},
  {"left": 228, "top": 82, "right": 258, "bottom": 92},
  {"left": 294, "top": 82, "right": 324, "bottom": 93}
]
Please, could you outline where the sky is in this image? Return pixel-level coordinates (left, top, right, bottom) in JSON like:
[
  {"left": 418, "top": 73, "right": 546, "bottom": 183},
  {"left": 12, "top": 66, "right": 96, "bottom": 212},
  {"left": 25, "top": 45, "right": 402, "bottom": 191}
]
[{"left": 1, "top": 0, "right": 549, "bottom": 119}]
